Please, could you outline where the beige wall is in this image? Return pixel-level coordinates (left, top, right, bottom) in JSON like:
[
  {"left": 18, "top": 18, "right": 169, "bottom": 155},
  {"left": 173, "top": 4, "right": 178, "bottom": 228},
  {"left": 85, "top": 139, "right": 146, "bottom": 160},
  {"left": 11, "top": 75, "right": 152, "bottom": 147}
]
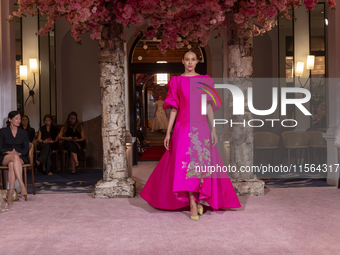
[
  {"left": 325, "top": 5, "right": 340, "bottom": 185},
  {"left": 56, "top": 19, "right": 101, "bottom": 124},
  {"left": 22, "top": 16, "right": 40, "bottom": 130},
  {"left": 0, "top": 0, "right": 16, "bottom": 127}
]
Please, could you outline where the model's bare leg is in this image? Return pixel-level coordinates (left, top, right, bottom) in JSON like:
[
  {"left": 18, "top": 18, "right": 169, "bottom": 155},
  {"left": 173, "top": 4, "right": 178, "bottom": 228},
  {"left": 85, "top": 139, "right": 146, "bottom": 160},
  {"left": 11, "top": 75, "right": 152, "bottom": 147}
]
[{"left": 188, "top": 191, "right": 198, "bottom": 217}]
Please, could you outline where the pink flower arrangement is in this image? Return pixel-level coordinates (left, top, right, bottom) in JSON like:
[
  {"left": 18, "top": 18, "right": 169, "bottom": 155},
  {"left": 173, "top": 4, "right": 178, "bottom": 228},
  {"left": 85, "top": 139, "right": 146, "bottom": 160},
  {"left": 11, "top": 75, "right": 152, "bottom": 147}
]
[{"left": 10, "top": 0, "right": 336, "bottom": 52}]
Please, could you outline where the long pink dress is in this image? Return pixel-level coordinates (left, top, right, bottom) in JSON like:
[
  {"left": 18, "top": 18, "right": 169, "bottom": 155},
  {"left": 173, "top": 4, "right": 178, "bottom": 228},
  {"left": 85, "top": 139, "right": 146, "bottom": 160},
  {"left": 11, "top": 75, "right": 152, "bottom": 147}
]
[{"left": 140, "top": 75, "right": 241, "bottom": 210}]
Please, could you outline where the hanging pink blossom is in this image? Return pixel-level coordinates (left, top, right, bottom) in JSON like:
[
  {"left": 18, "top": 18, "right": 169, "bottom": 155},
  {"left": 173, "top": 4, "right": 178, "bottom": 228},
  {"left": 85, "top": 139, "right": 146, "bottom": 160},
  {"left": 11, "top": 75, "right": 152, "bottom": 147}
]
[{"left": 10, "top": 0, "right": 336, "bottom": 53}]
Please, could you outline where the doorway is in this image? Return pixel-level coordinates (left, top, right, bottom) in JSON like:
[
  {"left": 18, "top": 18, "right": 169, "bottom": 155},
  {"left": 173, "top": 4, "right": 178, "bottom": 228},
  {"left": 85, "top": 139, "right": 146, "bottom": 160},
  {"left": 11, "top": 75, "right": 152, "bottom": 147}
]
[{"left": 129, "top": 35, "right": 207, "bottom": 164}]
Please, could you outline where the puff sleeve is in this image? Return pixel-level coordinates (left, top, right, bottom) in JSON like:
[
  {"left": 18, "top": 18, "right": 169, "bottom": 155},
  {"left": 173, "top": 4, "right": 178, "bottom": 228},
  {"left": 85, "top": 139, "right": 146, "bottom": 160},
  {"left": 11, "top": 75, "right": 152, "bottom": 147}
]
[
  {"left": 164, "top": 76, "right": 180, "bottom": 111},
  {"left": 205, "top": 75, "right": 222, "bottom": 112}
]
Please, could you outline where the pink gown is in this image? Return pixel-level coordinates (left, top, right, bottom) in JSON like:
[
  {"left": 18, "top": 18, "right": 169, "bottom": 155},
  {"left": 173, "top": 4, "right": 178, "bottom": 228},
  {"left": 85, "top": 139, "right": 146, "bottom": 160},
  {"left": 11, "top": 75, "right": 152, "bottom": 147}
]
[{"left": 140, "top": 75, "right": 241, "bottom": 210}]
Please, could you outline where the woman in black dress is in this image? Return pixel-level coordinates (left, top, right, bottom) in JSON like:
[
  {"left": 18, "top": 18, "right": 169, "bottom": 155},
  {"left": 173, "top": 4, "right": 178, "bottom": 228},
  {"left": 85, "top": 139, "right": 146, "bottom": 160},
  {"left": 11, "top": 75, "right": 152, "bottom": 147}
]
[
  {"left": 20, "top": 115, "right": 35, "bottom": 143},
  {"left": 0, "top": 111, "right": 29, "bottom": 204},
  {"left": 57, "top": 111, "right": 85, "bottom": 174},
  {"left": 36, "top": 114, "right": 60, "bottom": 175}
]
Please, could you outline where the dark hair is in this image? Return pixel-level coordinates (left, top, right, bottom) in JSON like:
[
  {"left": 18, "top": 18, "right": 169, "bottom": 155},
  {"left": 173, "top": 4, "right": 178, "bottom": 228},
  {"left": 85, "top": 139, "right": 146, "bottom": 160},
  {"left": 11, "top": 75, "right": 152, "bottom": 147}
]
[
  {"left": 63, "top": 111, "right": 81, "bottom": 134},
  {"left": 43, "top": 114, "right": 53, "bottom": 123},
  {"left": 6, "top": 111, "right": 21, "bottom": 127},
  {"left": 19, "top": 115, "right": 32, "bottom": 130},
  {"left": 182, "top": 49, "right": 198, "bottom": 60}
]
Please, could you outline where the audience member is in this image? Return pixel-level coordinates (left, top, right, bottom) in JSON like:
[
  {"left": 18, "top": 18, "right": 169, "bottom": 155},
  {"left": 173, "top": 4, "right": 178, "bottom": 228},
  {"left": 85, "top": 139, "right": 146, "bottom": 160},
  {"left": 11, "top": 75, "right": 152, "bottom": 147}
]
[
  {"left": 57, "top": 111, "right": 85, "bottom": 174},
  {"left": 0, "top": 111, "right": 29, "bottom": 204},
  {"left": 36, "top": 114, "right": 60, "bottom": 175},
  {"left": 20, "top": 115, "right": 35, "bottom": 142}
]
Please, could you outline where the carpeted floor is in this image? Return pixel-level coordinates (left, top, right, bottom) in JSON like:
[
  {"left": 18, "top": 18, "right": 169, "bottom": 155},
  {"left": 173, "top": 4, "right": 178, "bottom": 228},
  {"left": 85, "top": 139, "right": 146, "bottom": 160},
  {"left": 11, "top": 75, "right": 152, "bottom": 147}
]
[
  {"left": 26, "top": 169, "right": 103, "bottom": 194},
  {"left": 1, "top": 187, "right": 340, "bottom": 254},
  {"left": 24, "top": 162, "right": 333, "bottom": 195},
  {"left": 138, "top": 146, "right": 166, "bottom": 161},
  {"left": 1, "top": 162, "right": 340, "bottom": 254},
  {"left": 262, "top": 178, "right": 333, "bottom": 188}
]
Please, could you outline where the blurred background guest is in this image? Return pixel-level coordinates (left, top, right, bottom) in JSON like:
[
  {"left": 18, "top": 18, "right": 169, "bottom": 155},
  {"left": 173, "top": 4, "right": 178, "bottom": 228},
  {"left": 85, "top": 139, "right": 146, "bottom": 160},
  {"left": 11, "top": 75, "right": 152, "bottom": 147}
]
[
  {"left": 36, "top": 114, "right": 60, "bottom": 175},
  {"left": 0, "top": 111, "right": 29, "bottom": 204},
  {"left": 57, "top": 111, "right": 85, "bottom": 174},
  {"left": 20, "top": 115, "right": 35, "bottom": 143},
  {"left": 151, "top": 95, "right": 168, "bottom": 133}
]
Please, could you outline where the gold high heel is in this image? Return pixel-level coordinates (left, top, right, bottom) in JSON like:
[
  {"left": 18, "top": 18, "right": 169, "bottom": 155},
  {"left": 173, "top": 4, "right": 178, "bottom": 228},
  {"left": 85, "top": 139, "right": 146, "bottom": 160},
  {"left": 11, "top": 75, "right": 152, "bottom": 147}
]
[
  {"left": 197, "top": 204, "right": 203, "bottom": 216},
  {"left": 190, "top": 205, "right": 199, "bottom": 221},
  {"left": 190, "top": 215, "right": 199, "bottom": 221}
]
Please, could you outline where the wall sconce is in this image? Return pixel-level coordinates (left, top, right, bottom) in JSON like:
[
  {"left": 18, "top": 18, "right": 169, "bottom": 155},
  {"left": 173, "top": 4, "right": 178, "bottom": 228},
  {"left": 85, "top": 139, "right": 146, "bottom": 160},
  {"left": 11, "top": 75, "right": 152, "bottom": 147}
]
[
  {"left": 20, "top": 58, "right": 38, "bottom": 106},
  {"left": 306, "top": 55, "right": 315, "bottom": 70},
  {"left": 296, "top": 62, "right": 304, "bottom": 77},
  {"left": 29, "top": 58, "right": 38, "bottom": 73},
  {"left": 19, "top": 65, "right": 27, "bottom": 81},
  {"left": 155, "top": 73, "right": 169, "bottom": 86},
  {"left": 296, "top": 55, "right": 314, "bottom": 88}
]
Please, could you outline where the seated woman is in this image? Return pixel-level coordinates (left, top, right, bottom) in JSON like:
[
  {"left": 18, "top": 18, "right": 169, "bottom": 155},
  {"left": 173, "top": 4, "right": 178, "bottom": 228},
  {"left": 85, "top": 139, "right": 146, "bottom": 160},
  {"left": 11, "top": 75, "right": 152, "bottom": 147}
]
[
  {"left": 20, "top": 115, "right": 35, "bottom": 143},
  {"left": 36, "top": 114, "right": 60, "bottom": 175},
  {"left": 0, "top": 111, "right": 29, "bottom": 204},
  {"left": 57, "top": 111, "right": 85, "bottom": 174}
]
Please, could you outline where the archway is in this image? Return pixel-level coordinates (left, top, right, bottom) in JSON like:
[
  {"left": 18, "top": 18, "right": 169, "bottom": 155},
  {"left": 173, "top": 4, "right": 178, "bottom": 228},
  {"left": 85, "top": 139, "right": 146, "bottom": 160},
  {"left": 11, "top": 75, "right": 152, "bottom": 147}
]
[{"left": 128, "top": 34, "right": 208, "bottom": 164}]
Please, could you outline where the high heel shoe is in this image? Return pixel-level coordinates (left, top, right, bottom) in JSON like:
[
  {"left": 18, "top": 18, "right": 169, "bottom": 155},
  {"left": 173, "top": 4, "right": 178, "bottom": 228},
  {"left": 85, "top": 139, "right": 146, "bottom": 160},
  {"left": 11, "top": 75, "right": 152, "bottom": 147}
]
[
  {"left": 197, "top": 205, "right": 203, "bottom": 216},
  {"left": 190, "top": 215, "right": 199, "bottom": 221},
  {"left": 6, "top": 189, "right": 14, "bottom": 205},
  {"left": 21, "top": 193, "right": 28, "bottom": 201},
  {"left": 21, "top": 187, "right": 28, "bottom": 201},
  {"left": 190, "top": 205, "right": 199, "bottom": 221}
]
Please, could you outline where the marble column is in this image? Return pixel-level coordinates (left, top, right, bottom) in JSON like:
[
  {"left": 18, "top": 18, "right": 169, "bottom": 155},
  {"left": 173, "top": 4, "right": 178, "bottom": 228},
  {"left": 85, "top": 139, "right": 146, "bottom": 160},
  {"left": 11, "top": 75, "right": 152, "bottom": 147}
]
[
  {"left": 224, "top": 13, "right": 264, "bottom": 196},
  {"left": 94, "top": 21, "right": 135, "bottom": 198}
]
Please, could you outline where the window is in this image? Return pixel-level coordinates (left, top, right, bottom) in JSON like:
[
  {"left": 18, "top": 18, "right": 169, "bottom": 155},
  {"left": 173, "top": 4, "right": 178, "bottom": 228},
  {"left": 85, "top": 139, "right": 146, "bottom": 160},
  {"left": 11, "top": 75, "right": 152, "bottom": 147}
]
[{"left": 310, "top": 3, "right": 326, "bottom": 129}]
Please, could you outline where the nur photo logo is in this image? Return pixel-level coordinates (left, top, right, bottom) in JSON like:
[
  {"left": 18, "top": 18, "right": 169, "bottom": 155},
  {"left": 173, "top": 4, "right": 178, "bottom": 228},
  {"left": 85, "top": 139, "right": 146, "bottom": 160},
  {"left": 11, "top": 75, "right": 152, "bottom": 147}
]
[{"left": 198, "top": 83, "right": 312, "bottom": 128}]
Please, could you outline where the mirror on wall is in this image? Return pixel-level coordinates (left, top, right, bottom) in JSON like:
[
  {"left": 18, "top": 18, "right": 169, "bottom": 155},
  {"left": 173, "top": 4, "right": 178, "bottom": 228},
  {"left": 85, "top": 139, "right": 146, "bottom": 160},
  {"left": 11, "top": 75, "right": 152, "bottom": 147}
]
[
  {"left": 278, "top": 11, "right": 294, "bottom": 121},
  {"left": 38, "top": 15, "right": 57, "bottom": 126},
  {"left": 310, "top": 3, "right": 326, "bottom": 129},
  {"left": 15, "top": 4, "right": 23, "bottom": 114}
]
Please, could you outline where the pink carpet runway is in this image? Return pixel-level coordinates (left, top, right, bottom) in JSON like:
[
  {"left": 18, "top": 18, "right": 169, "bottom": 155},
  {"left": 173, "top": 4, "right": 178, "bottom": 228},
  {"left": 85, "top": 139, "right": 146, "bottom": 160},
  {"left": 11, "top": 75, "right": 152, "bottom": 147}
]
[{"left": 1, "top": 186, "right": 339, "bottom": 254}]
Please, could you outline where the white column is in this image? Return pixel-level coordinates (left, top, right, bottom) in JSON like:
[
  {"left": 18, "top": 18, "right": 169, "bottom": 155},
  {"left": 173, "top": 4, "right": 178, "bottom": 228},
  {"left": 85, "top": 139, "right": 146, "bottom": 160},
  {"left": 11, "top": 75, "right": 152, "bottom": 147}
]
[
  {"left": 294, "top": 7, "right": 311, "bottom": 132},
  {"left": 220, "top": 29, "right": 231, "bottom": 164},
  {"left": 324, "top": 6, "right": 340, "bottom": 186},
  {"left": 22, "top": 15, "right": 39, "bottom": 129},
  {"left": 55, "top": 19, "right": 71, "bottom": 123},
  {"left": 124, "top": 41, "right": 130, "bottom": 131},
  {"left": 0, "top": 0, "right": 16, "bottom": 127},
  {"left": 124, "top": 41, "right": 135, "bottom": 171}
]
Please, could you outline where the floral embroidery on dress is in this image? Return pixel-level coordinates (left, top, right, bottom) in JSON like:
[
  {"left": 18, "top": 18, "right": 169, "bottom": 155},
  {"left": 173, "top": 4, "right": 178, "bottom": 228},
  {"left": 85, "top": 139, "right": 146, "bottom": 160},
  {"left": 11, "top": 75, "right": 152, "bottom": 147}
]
[{"left": 184, "top": 126, "right": 212, "bottom": 183}]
